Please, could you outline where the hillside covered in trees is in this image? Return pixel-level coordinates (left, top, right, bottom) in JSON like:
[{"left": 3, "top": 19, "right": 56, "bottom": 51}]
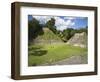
[{"left": 28, "top": 17, "right": 88, "bottom": 43}]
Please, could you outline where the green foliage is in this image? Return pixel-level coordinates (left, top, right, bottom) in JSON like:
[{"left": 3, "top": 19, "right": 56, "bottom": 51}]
[
  {"left": 28, "top": 17, "right": 88, "bottom": 43},
  {"left": 62, "top": 28, "right": 75, "bottom": 42},
  {"left": 28, "top": 18, "right": 43, "bottom": 41},
  {"left": 61, "top": 27, "right": 88, "bottom": 42},
  {"left": 45, "top": 18, "right": 58, "bottom": 34},
  {"left": 45, "top": 18, "right": 55, "bottom": 28},
  {"left": 76, "top": 26, "right": 88, "bottom": 34},
  {"left": 45, "top": 18, "right": 88, "bottom": 42}
]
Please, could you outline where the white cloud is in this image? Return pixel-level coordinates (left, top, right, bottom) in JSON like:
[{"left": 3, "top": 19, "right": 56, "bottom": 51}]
[
  {"left": 55, "top": 17, "right": 75, "bottom": 31},
  {"left": 32, "top": 16, "right": 53, "bottom": 24},
  {"left": 32, "top": 16, "right": 75, "bottom": 31},
  {"left": 63, "top": 17, "right": 75, "bottom": 20},
  {"left": 71, "top": 22, "right": 75, "bottom": 26}
]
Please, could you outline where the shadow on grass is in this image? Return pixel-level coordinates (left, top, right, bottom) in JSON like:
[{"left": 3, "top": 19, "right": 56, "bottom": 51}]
[
  {"left": 29, "top": 47, "right": 47, "bottom": 56},
  {"left": 29, "top": 50, "right": 47, "bottom": 56},
  {"left": 28, "top": 46, "right": 42, "bottom": 51}
]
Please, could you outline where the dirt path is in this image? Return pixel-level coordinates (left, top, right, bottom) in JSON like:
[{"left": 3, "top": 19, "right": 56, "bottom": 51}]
[
  {"left": 52, "top": 55, "right": 87, "bottom": 65},
  {"left": 41, "top": 54, "right": 87, "bottom": 66}
]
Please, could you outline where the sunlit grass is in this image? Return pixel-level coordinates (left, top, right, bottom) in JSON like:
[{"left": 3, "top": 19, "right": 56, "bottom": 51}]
[{"left": 28, "top": 43, "right": 87, "bottom": 66}]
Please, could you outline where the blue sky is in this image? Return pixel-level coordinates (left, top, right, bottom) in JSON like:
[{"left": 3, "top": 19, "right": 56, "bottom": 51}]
[
  {"left": 28, "top": 15, "right": 33, "bottom": 20},
  {"left": 28, "top": 15, "right": 88, "bottom": 31}
]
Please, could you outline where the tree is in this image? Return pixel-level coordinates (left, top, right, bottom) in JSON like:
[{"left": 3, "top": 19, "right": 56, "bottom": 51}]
[
  {"left": 75, "top": 26, "right": 88, "bottom": 34},
  {"left": 45, "top": 18, "right": 58, "bottom": 34},
  {"left": 28, "top": 18, "right": 43, "bottom": 41},
  {"left": 45, "top": 18, "right": 55, "bottom": 28},
  {"left": 61, "top": 27, "right": 88, "bottom": 42},
  {"left": 62, "top": 28, "right": 75, "bottom": 42}
]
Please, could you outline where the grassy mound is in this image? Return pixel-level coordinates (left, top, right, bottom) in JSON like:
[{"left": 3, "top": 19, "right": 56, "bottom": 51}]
[
  {"left": 34, "top": 28, "right": 62, "bottom": 43},
  {"left": 67, "top": 32, "right": 87, "bottom": 47}
]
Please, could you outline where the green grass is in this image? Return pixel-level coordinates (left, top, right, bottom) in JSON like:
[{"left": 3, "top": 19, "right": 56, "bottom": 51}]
[{"left": 28, "top": 43, "right": 87, "bottom": 66}]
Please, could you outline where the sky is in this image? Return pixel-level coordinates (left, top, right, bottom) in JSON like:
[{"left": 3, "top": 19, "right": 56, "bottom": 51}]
[{"left": 28, "top": 15, "right": 88, "bottom": 31}]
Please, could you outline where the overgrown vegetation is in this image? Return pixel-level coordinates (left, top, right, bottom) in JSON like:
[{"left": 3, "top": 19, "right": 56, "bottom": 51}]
[
  {"left": 28, "top": 17, "right": 88, "bottom": 66},
  {"left": 28, "top": 17, "right": 88, "bottom": 42},
  {"left": 28, "top": 18, "right": 43, "bottom": 41}
]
